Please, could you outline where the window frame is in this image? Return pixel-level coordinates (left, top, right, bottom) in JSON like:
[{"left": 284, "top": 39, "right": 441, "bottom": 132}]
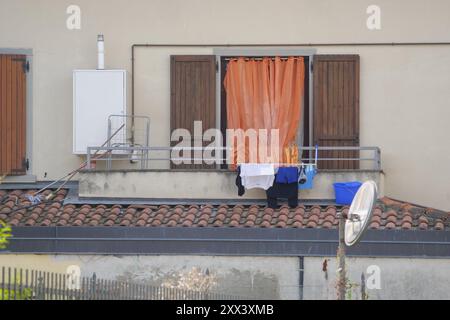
[{"left": 214, "top": 47, "right": 316, "bottom": 168}]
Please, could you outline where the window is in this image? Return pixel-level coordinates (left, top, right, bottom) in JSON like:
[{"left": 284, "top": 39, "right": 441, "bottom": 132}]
[
  {"left": 169, "top": 53, "right": 360, "bottom": 170},
  {"left": 220, "top": 55, "right": 310, "bottom": 169}
]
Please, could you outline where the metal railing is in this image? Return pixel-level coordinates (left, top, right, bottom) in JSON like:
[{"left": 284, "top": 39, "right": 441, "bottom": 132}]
[
  {"left": 0, "top": 266, "right": 247, "bottom": 300},
  {"left": 85, "top": 146, "right": 381, "bottom": 171},
  {"left": 106, "top": 114, "right": 150, "bottom": 154},
  {"left": 299, "top": 146, "right": 381, "bottom": 170}
]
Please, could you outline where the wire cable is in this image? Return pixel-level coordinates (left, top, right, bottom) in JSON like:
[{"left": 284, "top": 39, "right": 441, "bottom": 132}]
[{"left": 32, "top": 124, "right": 126, "bottom": 199}]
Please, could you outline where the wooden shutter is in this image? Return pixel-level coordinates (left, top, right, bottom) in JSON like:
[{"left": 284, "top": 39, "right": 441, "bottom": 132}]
[
  {"left": 313, "top": 55, "right": 360, "bottom": 169},
  {"left": 0, "top": 54, "right": 27, "bottom": 175},
  {"left": 170, "top": 55, "right": 216, "bottom": 169}
]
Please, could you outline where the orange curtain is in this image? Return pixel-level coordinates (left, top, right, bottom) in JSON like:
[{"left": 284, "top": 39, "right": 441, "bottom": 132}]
[{"left": 224, "top": 56, "right": 305, "bottom": 165}]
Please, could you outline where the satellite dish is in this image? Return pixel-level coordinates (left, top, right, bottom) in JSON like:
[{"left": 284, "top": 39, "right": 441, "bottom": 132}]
[{"left": 344, "top": 180, "right": 378, "bottom": 246}]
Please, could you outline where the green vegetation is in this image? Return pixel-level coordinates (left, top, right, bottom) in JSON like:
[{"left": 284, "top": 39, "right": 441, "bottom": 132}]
[
  {"left": 0, "top": 220, "right": 12, "bottom": 249},
  {"left": 0, "top": 276, "right": 33, "bottom": 300}
]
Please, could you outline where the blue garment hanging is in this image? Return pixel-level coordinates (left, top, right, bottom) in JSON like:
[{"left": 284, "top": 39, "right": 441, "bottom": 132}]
[
  {"left": 298, "top": 164, "right": 317, "bottom": 190},
  {"left": 275, "top": 167, "right": 299, "bottom": 184},
  {"left": 298, "top": 145, "right": 318, "bottom": 190}
]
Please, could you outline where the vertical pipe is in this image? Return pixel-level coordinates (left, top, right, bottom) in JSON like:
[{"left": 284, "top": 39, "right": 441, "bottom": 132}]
[
  {"left": 361, "top": 272, "right": 366, "bottom": 300},
  {"left": 58, "top": 273, "right": 62, "bottom": 300},
  {"left": 50, "top": 272, "right": 54, "bottom": 300},
  {"left": 7, "top": 267, "right": 11, "bottom": 300},
  {"left": 107, "top": 119, "right": 112, "bottom": 170},
  {"left": 1, "top": 267, "right": 4, "bottom": 300},
  {"left": 30, "top": 270, "right": 33, "bottom": 300},
  {"left": 46, "top": 272, "right": 50, "bottom": 300},
  {"left": 131, "top": 45, "right": 135, "bottom": 145},
  {"left": 337, "top": 216, "right": 346, "bottom": 300},
  {"left": 145, "top": 119, "right": 150, "bottom": 169},
  {"left": 298, "top": 256, "right": 304, "bottom": 300},
  {"left": 62, "top": 273, "right": 67, "bottom": 300},
  {"left": 25, "top": 269, "right": 29, "bottom": 300},
  {"left": 309, "top": 56, "right": 314, "bottom": 162},
  {"left": 19, "top": 269, "right": 23, "bottom": 300},
  {"left": 86, "top": 147, "right": 91, "bottom": 169},
  {"left": 375, "top": 147, "right": 381, "bottom": 171},
  {"left": 13, "top": 268, "right": 17, "bottom": 300},
  {"left": 91, "top": 273, "right": 97, "bottom": 300}
]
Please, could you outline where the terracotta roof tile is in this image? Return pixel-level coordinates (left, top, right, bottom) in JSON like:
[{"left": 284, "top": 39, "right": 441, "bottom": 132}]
[
  {"left": 292, "top": 221, "right": 302, "bottom": 228},
  {"left": 385, "top": 222, "right": 396, "bottom": 229},
  {"left": 401, "top": 221, "right": 412, "bottom": 230},
  {"left": 306, "top": 220, "right": 318, "bottom": 228},
  {"left": 276, "top": 221, "right": 287, "bottom": 228},
  {"left": 278, "top": 214, "right": 288, "bottom": 223},
  {"left": 322, "top": 221, "right": 333, "bottom": 229},
  {"left": 419, "top": 222, "right": 428, "bottom": 230},
  {"left": 213, "top": 220, "right": 223, "bottom": 227},
  {"left": 0, "top": 189, "right": 448, "bottom": 231},
  {"left": 260, "top": 220, "right": 271, "bottom": 228},
  {"left": 244, "top": 220, "right": 255, "bottom": 227},
  {"left": 435, "top": 220, "right": 445, "bottom": 231}
]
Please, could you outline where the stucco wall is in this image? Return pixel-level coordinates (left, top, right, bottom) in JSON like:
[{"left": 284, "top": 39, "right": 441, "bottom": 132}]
[
  {"left": 1, "top": 254, "right": 450, "bottom": 300},
  {"left": 0, "top": 254, "right": 300, "bottom": 299},
  {"left": 1, "top": 0, "right": 449, "bottom": 209},
  {"left": 78, "top": 170, "right": 384, "bottom": 199},
  {"left": 304, "top": 257, "right": 450, "bottom": 300}
]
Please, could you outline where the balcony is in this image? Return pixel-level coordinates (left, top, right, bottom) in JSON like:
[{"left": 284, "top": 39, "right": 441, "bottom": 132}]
[{"left": 78, "top": 146, "right": 383, "bottom": 202}]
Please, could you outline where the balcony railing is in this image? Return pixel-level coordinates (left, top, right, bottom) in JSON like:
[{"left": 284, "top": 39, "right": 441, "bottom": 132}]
[{"left": 84, "top": 146, "right": 381, "bottom": 171}]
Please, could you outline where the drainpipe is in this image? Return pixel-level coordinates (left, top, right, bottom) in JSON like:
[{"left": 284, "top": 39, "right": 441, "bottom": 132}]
[
  {"left": 337, "top": 214, "right": 347, "bottom": 300},
  {"left": 131, "top": 45, "right": 135, "bottom": 144},
  {"left": 299, "top": 256, "right": 304, "bottom": 300}
]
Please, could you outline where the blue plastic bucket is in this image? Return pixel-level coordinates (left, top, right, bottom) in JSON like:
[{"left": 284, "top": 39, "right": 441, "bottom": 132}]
[{"left": 333, "top": 181, "right": 362, "bottom": 205}]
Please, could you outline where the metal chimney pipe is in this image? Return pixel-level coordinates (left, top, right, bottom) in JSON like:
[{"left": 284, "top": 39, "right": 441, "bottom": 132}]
[{"left": 97, "top": 34, "right": 105, "bottom": 70}]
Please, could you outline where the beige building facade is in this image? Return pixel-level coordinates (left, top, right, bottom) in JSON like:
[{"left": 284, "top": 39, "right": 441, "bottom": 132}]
[{"left": 1, "top": 0, "right": 449, "bottom": 210}]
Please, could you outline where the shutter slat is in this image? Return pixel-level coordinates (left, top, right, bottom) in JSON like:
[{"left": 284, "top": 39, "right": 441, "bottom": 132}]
[
  {"left": 313, "top": 55, "right": 360, "bottom": 169},
  {"left": 1, "top": 55, "right": 5, "bottom": 173},
  {"left": 0, "top": 54, "right": 27, "bottom": 175},
  {"left": 170, "top": 55, "right": 216, "bottom": 169}
]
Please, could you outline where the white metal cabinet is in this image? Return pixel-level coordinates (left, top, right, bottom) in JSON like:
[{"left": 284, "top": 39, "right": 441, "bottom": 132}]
[{"left": 73, "top": 70, "right": 126, "bottom": 154}]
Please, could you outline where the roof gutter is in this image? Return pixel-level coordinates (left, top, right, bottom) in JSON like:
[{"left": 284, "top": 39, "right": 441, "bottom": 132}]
[{"left": 4, "top": 226, "right": 450, "bottom": 258}]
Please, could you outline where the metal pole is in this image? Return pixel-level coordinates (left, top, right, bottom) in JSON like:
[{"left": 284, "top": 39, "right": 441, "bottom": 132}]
[
  {"left": 361, "top": 272, "right": 366, "bottom": 300},
  {"left": 337, "top": 215, "right": 346, "bottom": 300},
  {"left": 298, "top": 256, "right": 304, "bottom": 300},
  {"left": 91, "top": 273, "right": 97, "bottom": 300}
]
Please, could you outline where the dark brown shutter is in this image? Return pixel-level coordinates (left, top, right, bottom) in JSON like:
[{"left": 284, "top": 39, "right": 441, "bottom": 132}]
[
  {"left": 313, "top": 55, "right": 360, "bottom": 169},
  {"left": 0, "top": 54, "right": 27, "bottom": 175},
  {"left": 170, "top": 55, "right": 216, "bottom": 169}
]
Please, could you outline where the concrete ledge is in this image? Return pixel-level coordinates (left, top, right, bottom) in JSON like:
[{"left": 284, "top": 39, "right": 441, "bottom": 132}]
[
  {"left": 1, "top": 175, "right": 37, "bottom": 184},
  {"left": 78, "top": 170, "right": 384, "bottom": 200}
]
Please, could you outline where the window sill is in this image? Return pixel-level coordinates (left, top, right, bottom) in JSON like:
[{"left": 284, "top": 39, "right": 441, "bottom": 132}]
[{"left": 1, "top": 174, "right": 37, "bottom": 184}]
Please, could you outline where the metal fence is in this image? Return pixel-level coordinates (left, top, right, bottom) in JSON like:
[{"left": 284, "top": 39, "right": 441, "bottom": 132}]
[
  {"left": 0, "top": 266, "right": 246, "bottom": 300},
  {"left": 85, "top": 145, "right": 381, "bottom": 171}
]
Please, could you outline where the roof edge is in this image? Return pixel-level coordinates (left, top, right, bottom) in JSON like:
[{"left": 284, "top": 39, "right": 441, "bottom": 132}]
[{"left": 3, "top": 226, "right": 450, "bottom": 258}]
